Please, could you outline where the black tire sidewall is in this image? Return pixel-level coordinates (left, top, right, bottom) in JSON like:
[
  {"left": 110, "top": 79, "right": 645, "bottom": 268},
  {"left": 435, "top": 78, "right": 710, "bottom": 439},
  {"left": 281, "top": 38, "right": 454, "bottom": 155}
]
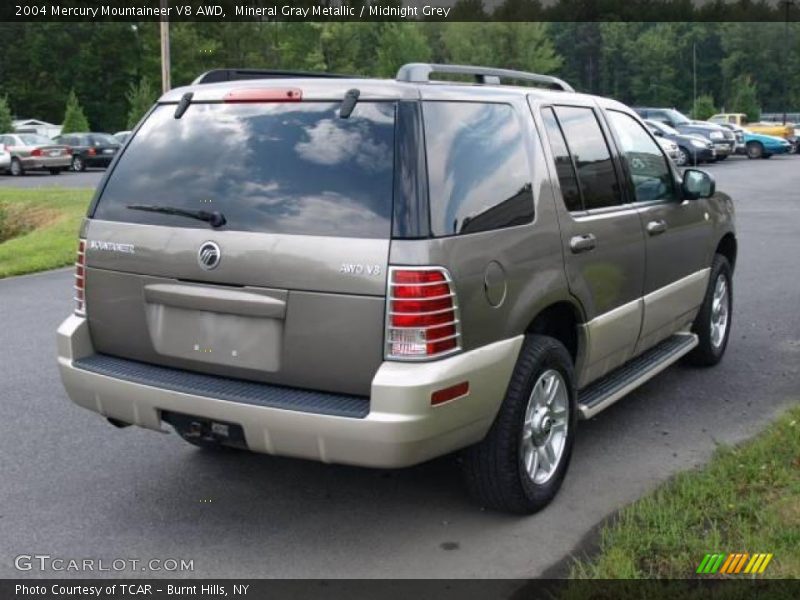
[
  {"left": 462, "top": 335, "right": 577, "bottom": 513},
  {"left": 72, "top": 156, "right": 84, "bottom": 171},
  {"left": 689, "top": 255, "right": 733, "bottom": 366}
]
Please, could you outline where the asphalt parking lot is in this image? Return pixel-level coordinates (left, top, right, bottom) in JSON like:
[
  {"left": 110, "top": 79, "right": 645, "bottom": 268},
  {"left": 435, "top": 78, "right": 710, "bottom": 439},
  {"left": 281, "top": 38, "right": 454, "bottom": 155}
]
[
  {"left": 0, "top": 169, "right": 105, "bottom": 189},
  {"left": 0, "top": 155, "right": 798, "bottom": 578}
]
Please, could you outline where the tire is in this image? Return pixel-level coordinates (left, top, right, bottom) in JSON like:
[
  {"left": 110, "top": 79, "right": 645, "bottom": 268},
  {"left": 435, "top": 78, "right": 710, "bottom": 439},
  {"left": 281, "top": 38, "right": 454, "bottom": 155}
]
[
  {"left": 717, "top": 154, "right": 728, "bottom": 161},
  {"left": 686, "top": 254, "right": 733, "bottom": 367},
  {"left": 49, "top": 168, "right": 61, "bottom": 175},
  {"left": 9, "top": 158, "right": 23, "bottom": 176},
  {"left": 677, "top": 147, "right": 690, "bottom": 167},
  {"left": 461, "top": 335, "right": 577, "bottom": 514},
  {"left": 746, "top": 141, "right": 764, "bottom": 159},
  {"left": 71, "top": 156, "right": 85, "bottom": 172}
]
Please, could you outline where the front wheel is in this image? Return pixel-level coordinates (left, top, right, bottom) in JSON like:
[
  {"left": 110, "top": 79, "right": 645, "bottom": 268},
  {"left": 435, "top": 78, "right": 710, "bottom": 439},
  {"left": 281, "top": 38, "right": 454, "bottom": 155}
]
[
  {"left": 461, "top": 335, "right": 577, "bottom": 514},
  {"left": 71, "top": 156, "right": 85, "bottom": 172},
  {"left": 746, "top": 141, "right": 764, "bottom": 159},
  {"left": 676, "top": 147, "right": 690, "bottom": 167},
  {"left": 9, "top": 158, "right": 23, "bottom": 176},
  {"left": 686, "top": 255, "right": 732, "bottom": 367}
]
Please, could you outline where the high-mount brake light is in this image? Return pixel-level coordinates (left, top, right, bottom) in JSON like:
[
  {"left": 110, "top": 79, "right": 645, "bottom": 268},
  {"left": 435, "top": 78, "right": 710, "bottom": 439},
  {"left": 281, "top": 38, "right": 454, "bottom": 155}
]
[
  {"left": 223, "top": 88, "right": 303, "bottom": 103},
  {"left": 385, "top": 267, "right": 462, "bottom": 360},
  {"left": 74, "top": 239, "right": 86, "bottom": 316}
]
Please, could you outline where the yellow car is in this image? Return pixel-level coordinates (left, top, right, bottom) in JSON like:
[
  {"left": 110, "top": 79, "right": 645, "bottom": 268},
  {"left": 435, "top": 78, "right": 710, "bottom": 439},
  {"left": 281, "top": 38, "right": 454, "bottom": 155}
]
[{"left": 709, "top": 113, "right": 794, "bottom": 140}]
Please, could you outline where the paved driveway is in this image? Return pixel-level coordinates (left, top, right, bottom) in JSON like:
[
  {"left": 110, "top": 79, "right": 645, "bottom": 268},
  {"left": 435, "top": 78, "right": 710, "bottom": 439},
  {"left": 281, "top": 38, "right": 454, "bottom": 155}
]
[{"left": 0, "top": 156, "right": 797, "bottom": 578}]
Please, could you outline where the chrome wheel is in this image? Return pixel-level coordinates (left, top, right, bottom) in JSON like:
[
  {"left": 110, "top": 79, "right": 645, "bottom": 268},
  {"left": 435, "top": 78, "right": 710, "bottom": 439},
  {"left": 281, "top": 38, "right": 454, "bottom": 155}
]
[
  {"left": 710, "top": 274, "right": 730, "bottom": 349},
  {"left": 520, "top": 369, "right": 569, "bottom": 485}
]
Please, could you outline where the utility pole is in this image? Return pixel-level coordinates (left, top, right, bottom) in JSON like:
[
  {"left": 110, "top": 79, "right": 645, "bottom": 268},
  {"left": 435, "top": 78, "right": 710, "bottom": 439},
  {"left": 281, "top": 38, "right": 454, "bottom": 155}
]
[
  {"left": 160, "top": 0, "right": 171, "bottom": 94},
  {"left": 693, "top": 42, "right": 697, "bottom": 118},
  {"left": 782, "top": 0, "right": 796, "bottom": 124}
]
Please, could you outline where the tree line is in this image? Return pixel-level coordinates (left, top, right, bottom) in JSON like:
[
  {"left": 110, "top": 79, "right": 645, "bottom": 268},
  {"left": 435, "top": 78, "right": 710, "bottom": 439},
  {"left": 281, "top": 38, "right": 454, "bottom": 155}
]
[{"left": 0, "top": 20, "right": 798, "bottom": 133}]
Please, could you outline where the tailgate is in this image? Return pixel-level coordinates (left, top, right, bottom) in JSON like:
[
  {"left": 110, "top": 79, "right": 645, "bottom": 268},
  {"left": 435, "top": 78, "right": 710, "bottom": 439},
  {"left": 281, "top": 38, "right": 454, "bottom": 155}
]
[{"left": 83, "top": 99, "right": 396, "bottom": 396}]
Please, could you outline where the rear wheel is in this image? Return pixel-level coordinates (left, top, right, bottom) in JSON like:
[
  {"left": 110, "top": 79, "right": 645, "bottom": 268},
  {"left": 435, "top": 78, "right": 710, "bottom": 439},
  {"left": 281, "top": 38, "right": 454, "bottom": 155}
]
[
  {"left": 71, "top": 156, "right": 85, "bottom": 172},
  {"left": 746, "top": 141, "right": 764, "bottom": 159},
  {"left": 461, "top": 335, "right": 577, "bottom": 514},
  {"left": 9, "top": 158, "right": 23, "bottom": 176},
  {"left": 686, "top": 254, "right": 732, "bottom": 367},
  {"left": 676, "top": 147, "right": 690, "bottom": 166}
]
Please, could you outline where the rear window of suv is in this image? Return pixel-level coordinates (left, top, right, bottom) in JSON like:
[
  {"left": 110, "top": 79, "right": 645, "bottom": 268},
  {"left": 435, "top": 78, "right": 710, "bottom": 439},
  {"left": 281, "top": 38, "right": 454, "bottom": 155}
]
[
  {"left": 93, "top": 102, "right": 395, "bottom": 238},
  {"left": 423, "top": 102, "right": 533, "bottom": 237}
]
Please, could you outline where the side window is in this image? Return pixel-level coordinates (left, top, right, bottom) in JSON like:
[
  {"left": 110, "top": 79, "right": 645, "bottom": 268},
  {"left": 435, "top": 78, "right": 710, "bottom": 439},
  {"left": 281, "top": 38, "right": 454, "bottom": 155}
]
[
  {"left": 554, "top": 106, "right": 622, "bottom": 210},
  {"left": 607, "top": 111, "right": 677, "bottom": 203},
  {"left": 423, "top": 101, "right": 533, "bottom": 236},
  {"left": 541, "top": 107, "right": 582, "bottom": 212}
]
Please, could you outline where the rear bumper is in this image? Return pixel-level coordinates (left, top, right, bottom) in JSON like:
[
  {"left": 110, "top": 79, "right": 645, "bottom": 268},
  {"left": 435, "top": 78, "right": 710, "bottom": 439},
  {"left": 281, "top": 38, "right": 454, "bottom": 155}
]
[
  {"left": 57, "top": 315, "right": 522, "bottom": 468},
  {"left": 19, "top": 156, "right": 71, "bottom": 170}
]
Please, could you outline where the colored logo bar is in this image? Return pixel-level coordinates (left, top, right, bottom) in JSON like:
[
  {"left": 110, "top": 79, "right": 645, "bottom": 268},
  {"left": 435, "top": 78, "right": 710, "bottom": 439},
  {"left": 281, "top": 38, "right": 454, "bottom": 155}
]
[{"left": 696, "top": 553, "right": 773, "bottom": 574}]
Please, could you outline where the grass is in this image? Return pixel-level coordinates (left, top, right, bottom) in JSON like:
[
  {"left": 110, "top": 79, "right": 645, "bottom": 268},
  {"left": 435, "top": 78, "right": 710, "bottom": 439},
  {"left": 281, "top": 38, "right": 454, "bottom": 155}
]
[
  {"left": 0, "top": 188, "right": 93, "bottom": 278},
  {"left": 568, "top": 404, "right": 800, "bottom": 584}
]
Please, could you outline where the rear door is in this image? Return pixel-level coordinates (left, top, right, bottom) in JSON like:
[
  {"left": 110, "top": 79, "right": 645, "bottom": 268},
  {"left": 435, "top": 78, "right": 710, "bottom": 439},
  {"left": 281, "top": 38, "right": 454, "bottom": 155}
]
[
  {"left": 85, "top": 100, "right": 397, "bottom": 396},
  {"left": 604, "top": 109, "right": 711, "bottom": 353},
  {"left": 536, "top": 102, "right": 646, "bottom": 387}
]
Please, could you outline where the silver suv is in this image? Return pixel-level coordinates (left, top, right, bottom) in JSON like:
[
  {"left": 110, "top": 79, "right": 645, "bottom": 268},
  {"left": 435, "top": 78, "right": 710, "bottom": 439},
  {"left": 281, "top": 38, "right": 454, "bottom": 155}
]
[{"left": 57, "top": 64, "right": 736, "bottom": 513}]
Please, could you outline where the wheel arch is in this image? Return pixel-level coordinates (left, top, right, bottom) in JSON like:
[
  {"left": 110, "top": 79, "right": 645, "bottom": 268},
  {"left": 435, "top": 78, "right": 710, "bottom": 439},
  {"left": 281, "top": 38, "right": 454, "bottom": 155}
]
[
  {"left": 715, "top": 233, "right": 738, "bottom": 272},
  {"left": 524, "top": 301, "right": 583, "bottom": 365}
]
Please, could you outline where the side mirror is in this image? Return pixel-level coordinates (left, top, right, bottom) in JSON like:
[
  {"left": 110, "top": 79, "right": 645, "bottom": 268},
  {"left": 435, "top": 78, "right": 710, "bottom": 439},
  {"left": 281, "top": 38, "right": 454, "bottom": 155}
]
[{"left": 682, "top": 169, "right": 715, "bottom": 200}]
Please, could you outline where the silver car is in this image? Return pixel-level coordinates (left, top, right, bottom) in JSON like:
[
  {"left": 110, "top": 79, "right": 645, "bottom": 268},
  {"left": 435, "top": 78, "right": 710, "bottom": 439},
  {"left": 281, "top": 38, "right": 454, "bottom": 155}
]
[
  {"left": 57, "top": 64, "right": 736, "bottom": 513},
  {"left": 0, "top": 133, "right": 72, "bottom": 175},
  {"left": 0, "top": 143, "right": 10, "bottom": 172}
]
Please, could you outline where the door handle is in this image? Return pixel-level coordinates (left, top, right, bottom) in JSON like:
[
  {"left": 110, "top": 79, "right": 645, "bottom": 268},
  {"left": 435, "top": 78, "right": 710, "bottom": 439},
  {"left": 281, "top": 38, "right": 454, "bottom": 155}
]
[
  {"left": 570, "top": 234, "right": 597, "bottom": 254},
  {"left": 646, "top": 220, "right": 668, "bottom": 236}
]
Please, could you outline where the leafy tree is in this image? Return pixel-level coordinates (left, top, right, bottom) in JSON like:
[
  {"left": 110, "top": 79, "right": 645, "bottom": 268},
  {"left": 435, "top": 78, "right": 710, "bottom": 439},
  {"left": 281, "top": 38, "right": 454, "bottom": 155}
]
[
  {"left": 693, "top": 93, "right": 717, "bottom": 120},
  {"left": 61, "top": 90, "right": 90, "bottom": 133},
  {"left": 376, "top": 24, "right": 432, "bottom": 77},
  {"left": 727, "top": 75, "right": 761, "bottom": 122},
  {"left": 125, "top": 78, "right": 157, "bottom": 129},
  {"left": 0, "top": 96, "right": 13, "bottom": 133},
  {"left": 443, "top": 23, "right": 561, "bottom": 75}
]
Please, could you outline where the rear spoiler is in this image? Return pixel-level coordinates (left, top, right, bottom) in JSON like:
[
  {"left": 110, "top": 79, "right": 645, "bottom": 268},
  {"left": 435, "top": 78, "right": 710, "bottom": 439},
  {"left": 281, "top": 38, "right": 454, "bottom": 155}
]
[{"left": 193, "top": 69, "right": 352, "bottom": 85}]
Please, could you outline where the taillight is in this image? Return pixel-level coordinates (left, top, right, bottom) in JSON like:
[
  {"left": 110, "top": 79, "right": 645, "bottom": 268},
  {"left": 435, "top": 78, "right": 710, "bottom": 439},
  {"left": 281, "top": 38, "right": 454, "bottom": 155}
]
[
  {"left": 65, "top": 146, "right": 73, "bottom": 155},
  {"left": 88, "top": 147, "right": 96, "bottom": 156},
  {"left": 385, "top": 267, "right": 461, "bottom": 360},
  {"left": 74, "top": 239, "right": 86, "bottom": 315},
  {"left": 31, "top": 148, "right": 42, "bottom": 157},
  {"left": 224, "top": 88, "right": 302, "bottom": 103}
]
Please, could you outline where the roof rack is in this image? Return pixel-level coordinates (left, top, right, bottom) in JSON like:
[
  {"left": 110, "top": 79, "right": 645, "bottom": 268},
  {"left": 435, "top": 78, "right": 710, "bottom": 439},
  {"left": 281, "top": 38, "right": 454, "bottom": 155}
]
[
  {"left": 193, "top": 68, "right": 351, "bottom": 85},
  {"left": 395, "top": 63, "right": 574, "bottom": 92}
]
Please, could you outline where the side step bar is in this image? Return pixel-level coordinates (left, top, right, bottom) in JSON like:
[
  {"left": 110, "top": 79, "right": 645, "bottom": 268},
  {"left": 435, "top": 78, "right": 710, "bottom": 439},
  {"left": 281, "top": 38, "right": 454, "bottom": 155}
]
[{"left": 578, "top": 332, "right": 698, "bottom": 419}]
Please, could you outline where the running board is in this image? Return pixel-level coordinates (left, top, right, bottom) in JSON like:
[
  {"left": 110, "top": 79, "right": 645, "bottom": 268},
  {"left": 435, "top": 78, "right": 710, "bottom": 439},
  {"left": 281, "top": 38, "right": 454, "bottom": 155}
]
[{"left": 578, "top": 333, "right": 698, "bottom": 419}]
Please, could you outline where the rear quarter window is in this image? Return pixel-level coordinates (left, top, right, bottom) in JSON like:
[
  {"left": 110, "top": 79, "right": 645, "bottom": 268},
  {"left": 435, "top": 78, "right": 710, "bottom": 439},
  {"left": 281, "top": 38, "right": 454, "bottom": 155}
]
[
  {"left": 423, "top": 101, "right": 533, "bottom": 237},
  {"left": 93, "top": 101, "right": 396, "bottom": 239}
]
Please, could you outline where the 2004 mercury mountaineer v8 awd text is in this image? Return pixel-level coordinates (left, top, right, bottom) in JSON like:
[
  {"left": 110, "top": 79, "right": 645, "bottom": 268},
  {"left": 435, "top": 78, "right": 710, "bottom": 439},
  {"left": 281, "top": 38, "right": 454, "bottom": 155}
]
[{"left": 57, "top": 64, "right": 736, "bottom": 513}]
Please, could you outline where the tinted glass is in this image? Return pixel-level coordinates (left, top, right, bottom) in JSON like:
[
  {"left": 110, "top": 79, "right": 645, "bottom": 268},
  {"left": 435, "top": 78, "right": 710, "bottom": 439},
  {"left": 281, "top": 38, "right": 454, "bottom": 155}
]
[
  {"left": 423, "top": 102, "right": 533, "bottom": 236},
  {"left": 541, "top": 107, "right": 582, "bottom": 212},
  {"left": 554, "top": 106, "right": 621, "bottom": 210},
  {"left": 607, "top": 111, "right": 676, "bottom": 203},
  {"left": 17, "top": 134, "right": 53, "bottom": 145},
  {"left": 91, "top": 133, "right": 119, "bottom": 146},
  {"left": 94, "top": 102, "right": 395, "bottom": 238}
]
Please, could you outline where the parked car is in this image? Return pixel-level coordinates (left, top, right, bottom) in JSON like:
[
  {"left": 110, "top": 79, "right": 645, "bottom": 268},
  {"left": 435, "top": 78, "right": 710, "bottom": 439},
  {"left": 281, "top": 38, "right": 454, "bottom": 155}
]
[
  {"left": 52, "top": 133, "right": 121, "bottom": 171},
  {"left": 715, "top": 123, "right": 747, "bottom": 155},
  {"left": 0, "top": 143, "right": 10, "bottom": 173},
  {"left": 708, "top": 113, "right": 793, "bottom": 140},
  {"left": 57, "top": 64, "right": 736, "bottom": 514},
  {"left": 114, "top": 131, "right": 132, "bottom": 144},
  {"left": 0, "top": 133, "right": 72, "bottom": 175},
  {"left": 634, "top": 108, "right": 736, "bottom": 160},
  {"left": 655, "top": 136, "right": 680, "bottom": 161},
  {"left": 739, "top": 130, "right": 792, "bottom": 159},
  {"left": 644, "top": 119, "right": 715, "bottom": 166}
]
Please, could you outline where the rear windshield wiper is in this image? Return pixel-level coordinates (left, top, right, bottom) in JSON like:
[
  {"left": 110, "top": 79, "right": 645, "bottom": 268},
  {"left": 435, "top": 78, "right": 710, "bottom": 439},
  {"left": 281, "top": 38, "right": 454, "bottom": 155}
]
[{"left": 126, "top": 204, "right": 226, "bottom": 228}]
